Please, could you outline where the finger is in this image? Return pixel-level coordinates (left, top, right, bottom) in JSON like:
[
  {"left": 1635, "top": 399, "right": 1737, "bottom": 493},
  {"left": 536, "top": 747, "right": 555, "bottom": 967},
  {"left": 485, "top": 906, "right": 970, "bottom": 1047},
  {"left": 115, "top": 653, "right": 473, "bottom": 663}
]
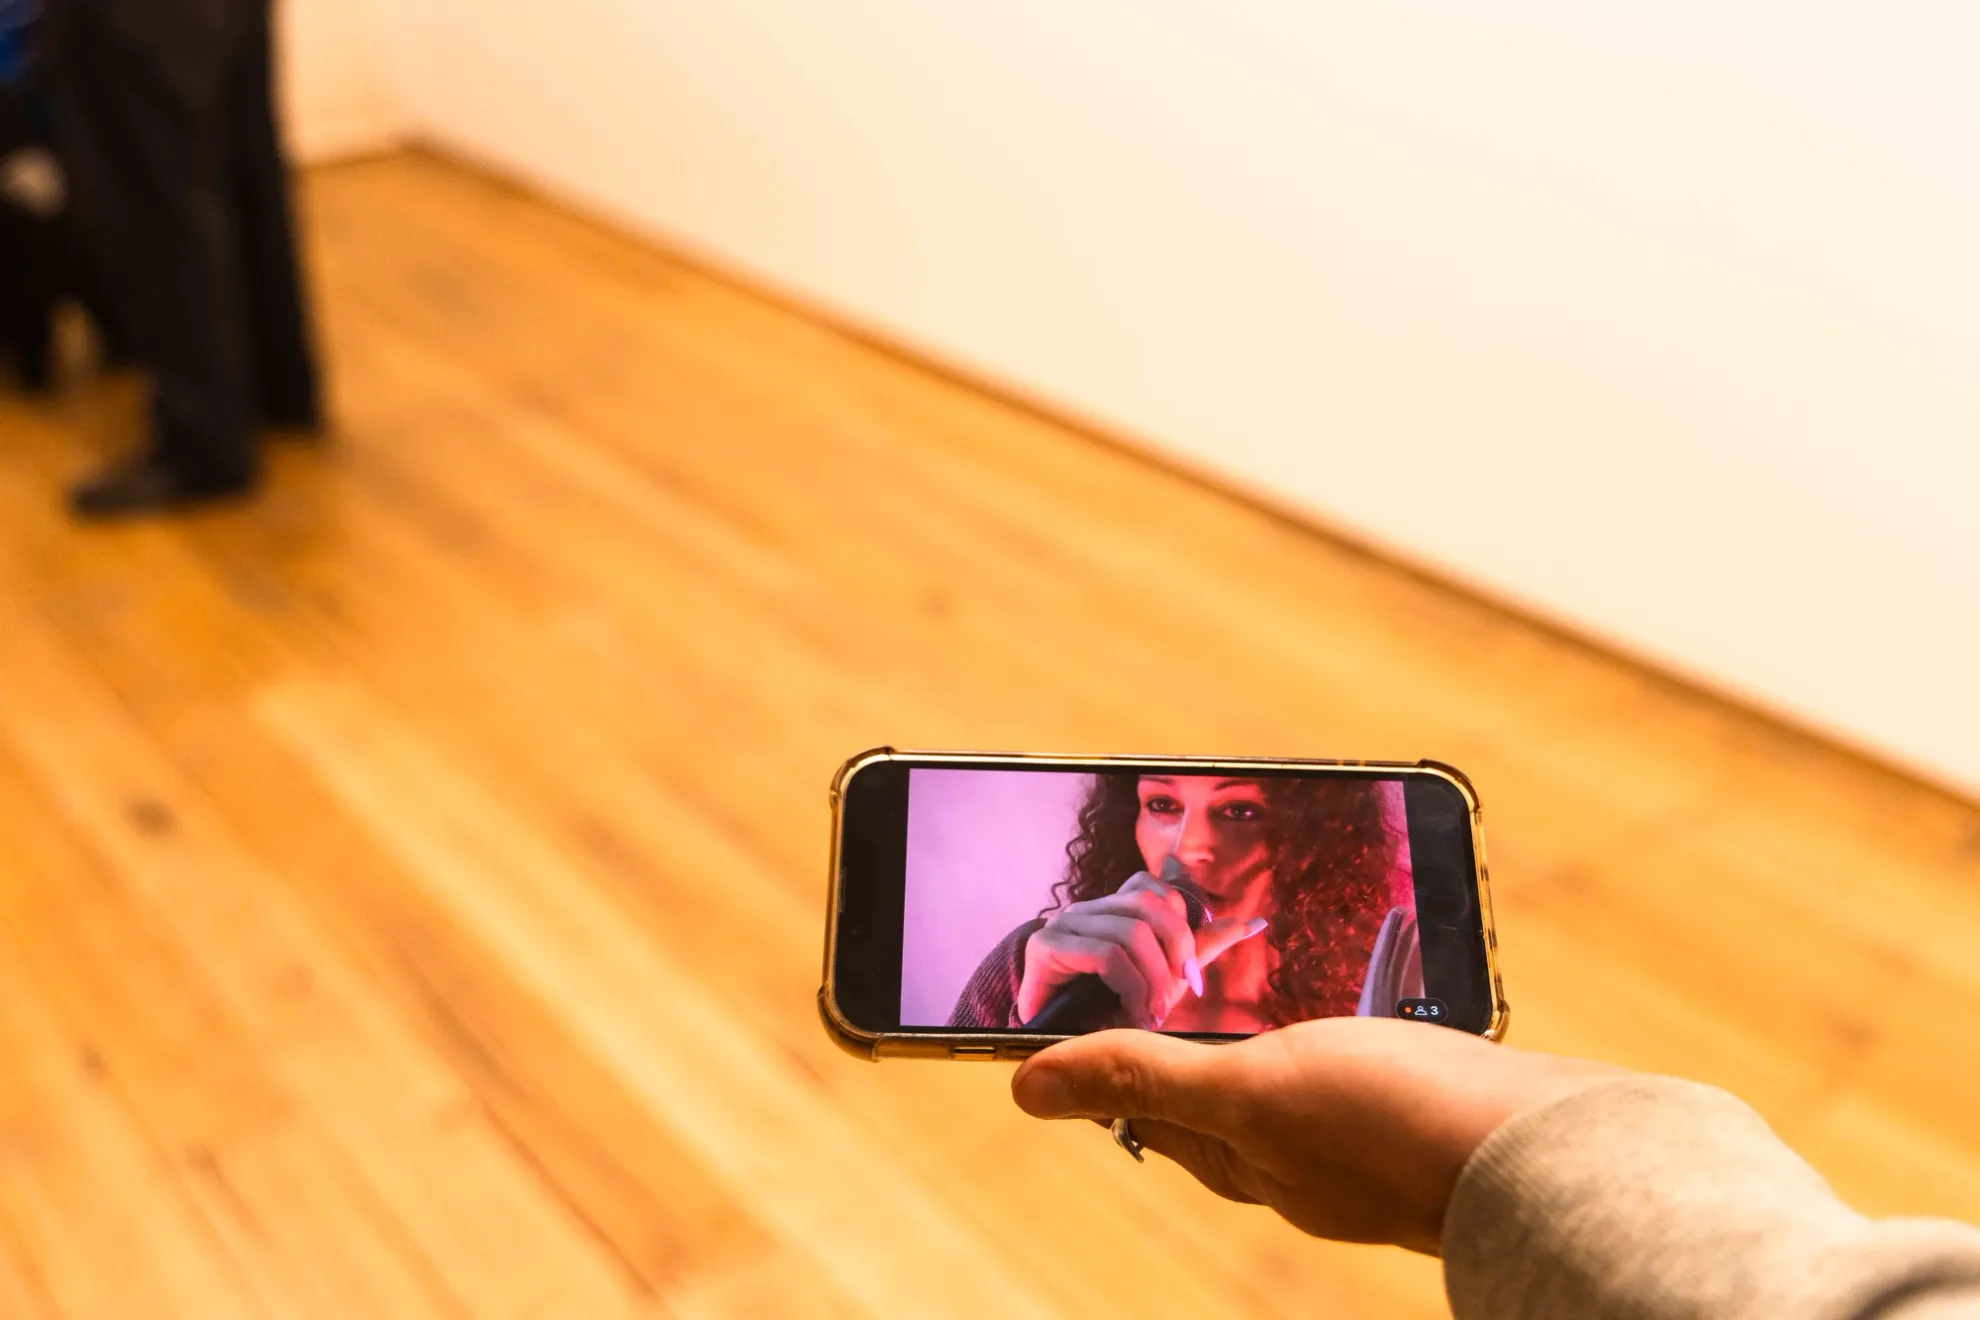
[
  {"left": 1114, "top": 872, "right": 1202, "bottom": 920},
  {"left": 1115, "top": 1119, "right": 1265, "bottom": 1207},
  {"left": 1020, "top": 932, "right": 1153, "bottom": 1024},
  {"left": 1196, "top": 916, "right": 1269, "bottom": 969},
  {"left": 1012, "top": 1028, "right": 1238, "bottom": 1134},
  {"left": 1050, "top": 913, "right": 1186, "bottom": 1024},
  {"left": 1073, "top": 888, "right": 1199, "bottom": 990}
]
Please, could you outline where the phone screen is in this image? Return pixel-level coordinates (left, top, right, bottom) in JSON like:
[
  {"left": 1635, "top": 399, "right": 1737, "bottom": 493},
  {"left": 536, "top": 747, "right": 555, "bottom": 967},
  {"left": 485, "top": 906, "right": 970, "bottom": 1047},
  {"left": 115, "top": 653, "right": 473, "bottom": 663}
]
[{"left": 831, "top": 757, "right": 1498, "bottom": 1043}]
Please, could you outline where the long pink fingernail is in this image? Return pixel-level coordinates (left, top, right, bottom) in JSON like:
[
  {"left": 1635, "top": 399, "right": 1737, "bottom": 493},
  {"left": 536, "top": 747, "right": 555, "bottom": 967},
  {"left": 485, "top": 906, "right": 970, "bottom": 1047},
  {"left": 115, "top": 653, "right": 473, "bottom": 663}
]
[
  {"left": 1244, "top": 918, "right": 1269, "bottom": 938},
  {"left": 1183, "top": 957, "right": 1203, "bottom": 996}
]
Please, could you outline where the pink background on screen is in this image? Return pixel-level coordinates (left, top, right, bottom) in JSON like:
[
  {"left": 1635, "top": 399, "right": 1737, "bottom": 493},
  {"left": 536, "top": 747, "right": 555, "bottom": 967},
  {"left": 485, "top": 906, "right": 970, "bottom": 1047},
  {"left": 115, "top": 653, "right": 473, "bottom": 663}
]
[
  {"left": 899, "top": 768, "right": 1414, "bottom": 1027},
  {"left": 900, "top": 769, "right": 1087, "bottom": 1027}
]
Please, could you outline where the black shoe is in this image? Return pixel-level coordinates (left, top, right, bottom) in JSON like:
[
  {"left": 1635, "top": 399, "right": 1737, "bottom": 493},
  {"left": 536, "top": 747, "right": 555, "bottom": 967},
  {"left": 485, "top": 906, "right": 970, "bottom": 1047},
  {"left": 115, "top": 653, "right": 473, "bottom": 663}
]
[
  {"left": 261, "top": 397, "right": 326, "bottom": 440},
  {"left": 68, "top": 453, "right": 256, "bottom": 521},
  {"left": 262, "top": 413, "right": 327, "bottom": 443},
  {"left": 259, "top": 375, "right": 323, "bottom": 428},
  {"left": 15, "top": 352, "right": 56, "bottom": 395}
]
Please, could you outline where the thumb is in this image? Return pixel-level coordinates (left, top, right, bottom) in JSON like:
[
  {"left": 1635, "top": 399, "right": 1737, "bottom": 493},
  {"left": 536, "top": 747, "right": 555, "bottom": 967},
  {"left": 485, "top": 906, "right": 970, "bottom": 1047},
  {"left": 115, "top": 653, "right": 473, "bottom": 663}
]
[{"left": 1012, "top": 1029, "right": 1233, "bottom": 1131}]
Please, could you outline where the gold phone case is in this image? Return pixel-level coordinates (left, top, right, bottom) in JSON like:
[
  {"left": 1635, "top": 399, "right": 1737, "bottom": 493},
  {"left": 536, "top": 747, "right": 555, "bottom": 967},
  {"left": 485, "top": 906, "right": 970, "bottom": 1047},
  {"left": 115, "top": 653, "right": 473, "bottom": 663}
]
[{"left": 818, "top": 747, "right": 1509, "bottom": 1060}]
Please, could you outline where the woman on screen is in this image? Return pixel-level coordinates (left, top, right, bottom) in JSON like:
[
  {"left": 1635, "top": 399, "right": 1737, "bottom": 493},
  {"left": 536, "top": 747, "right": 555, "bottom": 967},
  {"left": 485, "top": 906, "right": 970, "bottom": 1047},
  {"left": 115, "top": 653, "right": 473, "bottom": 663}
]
[{"left": 949, "top": 774, "right": 1420, "bottom": 1033}]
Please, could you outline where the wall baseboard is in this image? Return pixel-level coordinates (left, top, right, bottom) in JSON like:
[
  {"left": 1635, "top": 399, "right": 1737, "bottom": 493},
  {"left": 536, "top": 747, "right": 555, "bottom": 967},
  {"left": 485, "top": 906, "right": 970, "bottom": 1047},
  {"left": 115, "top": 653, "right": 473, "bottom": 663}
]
[
  {"left": 381, "top": 139, "right": 1979, "bottom": 814},
  {"left": 291, "top": 112, "right": 410, "bottom": 166}
]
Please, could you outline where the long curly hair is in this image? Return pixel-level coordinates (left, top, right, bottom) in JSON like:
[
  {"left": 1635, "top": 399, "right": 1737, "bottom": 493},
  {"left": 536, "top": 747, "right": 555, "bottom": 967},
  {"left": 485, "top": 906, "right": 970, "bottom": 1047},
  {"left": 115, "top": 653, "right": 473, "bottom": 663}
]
[{"left": 1049, "top": 774, "right": 1398, "bottom": 1025}]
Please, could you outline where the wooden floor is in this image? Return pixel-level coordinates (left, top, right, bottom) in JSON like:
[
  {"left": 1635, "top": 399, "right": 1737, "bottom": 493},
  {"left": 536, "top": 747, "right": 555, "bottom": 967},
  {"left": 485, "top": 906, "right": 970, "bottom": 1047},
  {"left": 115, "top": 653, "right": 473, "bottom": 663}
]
[{"left": 0, "top": 152, "right": 1976, "bottom": 1319}]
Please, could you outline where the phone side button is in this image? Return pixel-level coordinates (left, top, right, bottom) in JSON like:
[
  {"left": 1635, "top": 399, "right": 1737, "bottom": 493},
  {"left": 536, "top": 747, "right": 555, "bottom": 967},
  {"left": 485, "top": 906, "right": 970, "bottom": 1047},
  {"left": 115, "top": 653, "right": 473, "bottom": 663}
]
[
  {"left": 1000, "top": 1044, "right": 1043, "bottom": 1060},
  {"left": 950, "top": 1045, "right": 998, "bottom": 1060}
]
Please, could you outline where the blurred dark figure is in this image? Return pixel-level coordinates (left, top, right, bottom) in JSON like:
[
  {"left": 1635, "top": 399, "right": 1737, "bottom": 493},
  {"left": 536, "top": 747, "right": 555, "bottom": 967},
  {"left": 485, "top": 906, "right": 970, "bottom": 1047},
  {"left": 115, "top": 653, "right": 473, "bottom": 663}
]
[
  {"left": 0, "top": 0, "right": 124, "bottom": 391},
  {"left": 47, "top": 0, "right": 321, "bottom": 518}
]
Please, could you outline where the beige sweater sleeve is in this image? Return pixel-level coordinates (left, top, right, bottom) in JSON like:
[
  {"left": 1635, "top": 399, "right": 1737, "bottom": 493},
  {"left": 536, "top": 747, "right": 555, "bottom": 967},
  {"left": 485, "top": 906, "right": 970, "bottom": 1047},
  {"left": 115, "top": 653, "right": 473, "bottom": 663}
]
[{"left": 1442, "top": 1077, "right": 1980, "bottom": 1320}]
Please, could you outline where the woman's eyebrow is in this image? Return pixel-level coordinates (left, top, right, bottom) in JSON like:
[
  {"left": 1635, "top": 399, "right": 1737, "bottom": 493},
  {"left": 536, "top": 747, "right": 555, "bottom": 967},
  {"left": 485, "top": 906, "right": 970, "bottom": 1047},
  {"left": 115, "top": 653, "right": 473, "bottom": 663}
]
[{"left": 1141, "top": 776, "right": 1261, "bottom": 790}]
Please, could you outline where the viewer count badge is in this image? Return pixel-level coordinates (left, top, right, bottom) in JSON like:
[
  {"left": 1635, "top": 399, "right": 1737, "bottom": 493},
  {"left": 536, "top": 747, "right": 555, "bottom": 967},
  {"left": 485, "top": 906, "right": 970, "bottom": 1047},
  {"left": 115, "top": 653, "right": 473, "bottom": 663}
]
[{"left": 1396, "top": 998, "right": 1448, "bottom": 1023}]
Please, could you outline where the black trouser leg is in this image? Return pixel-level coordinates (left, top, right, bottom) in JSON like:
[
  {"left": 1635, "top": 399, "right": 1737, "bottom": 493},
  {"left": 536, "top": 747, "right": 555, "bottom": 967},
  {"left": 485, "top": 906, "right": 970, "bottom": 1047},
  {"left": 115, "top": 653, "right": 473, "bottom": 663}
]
[
  {"left": 226, "top": 0, "right": 319, "bottom": 427},
  {"left": 0, "top": 207, "right": 54, "bottom": 389},
  {"left": 53, "top": 13, "right": 256, "bottom": 481},
  {"left": 75, "top": 252, "right": 138, "bottom": 367},
  {"left": 11, "top": 283, "right": 54, "bottom": 391}
]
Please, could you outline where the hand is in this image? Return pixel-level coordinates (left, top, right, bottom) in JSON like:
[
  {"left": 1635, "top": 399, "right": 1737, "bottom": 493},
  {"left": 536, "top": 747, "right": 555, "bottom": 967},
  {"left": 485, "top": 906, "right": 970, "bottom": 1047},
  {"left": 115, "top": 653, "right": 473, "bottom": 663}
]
[
  {"left": 1011, "top": 1017, "right": 1624, "bottom": 1254},
  {"left": 1017, "top": 871, "right": 1268, "bottom": 1028}
]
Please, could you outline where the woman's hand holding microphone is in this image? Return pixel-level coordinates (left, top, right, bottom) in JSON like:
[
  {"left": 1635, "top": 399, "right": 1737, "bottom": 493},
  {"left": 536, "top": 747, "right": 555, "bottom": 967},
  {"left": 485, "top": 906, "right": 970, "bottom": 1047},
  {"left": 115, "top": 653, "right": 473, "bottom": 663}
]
[{"left": 1015, "top": 869, "right": 1268, "bottom": 1030}]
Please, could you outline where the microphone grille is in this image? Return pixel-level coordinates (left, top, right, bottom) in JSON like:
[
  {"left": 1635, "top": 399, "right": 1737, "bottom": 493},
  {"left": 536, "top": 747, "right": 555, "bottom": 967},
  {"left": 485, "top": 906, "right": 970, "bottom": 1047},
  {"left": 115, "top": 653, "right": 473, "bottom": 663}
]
[
  {"left": 1169, "top": 876, "right": 1214, "bottom": 931},
  {"left": 1158, "top": 855, "right": 1215, "bottom": 929}
]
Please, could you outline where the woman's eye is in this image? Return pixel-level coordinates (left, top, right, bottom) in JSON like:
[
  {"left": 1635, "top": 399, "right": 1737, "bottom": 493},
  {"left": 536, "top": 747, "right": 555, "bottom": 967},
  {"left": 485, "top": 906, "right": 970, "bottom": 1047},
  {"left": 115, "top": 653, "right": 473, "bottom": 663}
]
[
  {"left": 1217, "top": 800, "right": 1264, "bottom": 822},
  {"left": 1143, "top": 796, "right": 1182, "bottom": 816}
]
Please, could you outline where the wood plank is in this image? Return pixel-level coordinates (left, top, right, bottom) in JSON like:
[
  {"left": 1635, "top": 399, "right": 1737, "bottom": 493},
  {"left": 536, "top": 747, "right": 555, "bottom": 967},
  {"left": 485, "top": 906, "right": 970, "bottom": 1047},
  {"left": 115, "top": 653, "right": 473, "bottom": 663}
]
[
  {"left": 0, "top": 736, "right": 461, "bottom": 1320},
  {"left": 0, "top": 888, "right": 265, "bottom": 1320},
  {"left": 0, "top": 582, "right": 654, "bottom": 1320},
  {"left": 0, "top": 445, "right": 775, "bottom": 1301}
]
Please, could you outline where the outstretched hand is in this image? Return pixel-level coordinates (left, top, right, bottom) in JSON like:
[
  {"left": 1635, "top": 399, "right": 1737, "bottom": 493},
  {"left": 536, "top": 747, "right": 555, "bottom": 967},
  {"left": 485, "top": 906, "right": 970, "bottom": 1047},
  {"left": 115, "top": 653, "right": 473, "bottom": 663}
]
[{"left": 1011, "top": 1018, "right": 1622, "bottom": 1255}]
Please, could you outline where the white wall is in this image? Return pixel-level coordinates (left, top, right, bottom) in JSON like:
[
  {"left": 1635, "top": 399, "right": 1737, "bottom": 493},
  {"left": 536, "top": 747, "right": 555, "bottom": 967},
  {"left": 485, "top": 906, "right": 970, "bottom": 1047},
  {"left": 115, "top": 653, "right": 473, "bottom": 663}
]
[
  {"left": 278, "top": 0, "right": 404, "bottom": 163},
  {"left": 377, "top": 2, "right": 1980, "bottom": 794}
]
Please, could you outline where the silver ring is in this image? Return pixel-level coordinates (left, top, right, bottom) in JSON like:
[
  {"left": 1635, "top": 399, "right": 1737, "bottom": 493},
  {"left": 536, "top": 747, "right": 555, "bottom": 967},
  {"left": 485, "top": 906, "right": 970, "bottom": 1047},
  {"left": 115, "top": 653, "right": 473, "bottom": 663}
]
[{"left": 1110, "top": 1118, "right": 1145, "bottom": 1163}]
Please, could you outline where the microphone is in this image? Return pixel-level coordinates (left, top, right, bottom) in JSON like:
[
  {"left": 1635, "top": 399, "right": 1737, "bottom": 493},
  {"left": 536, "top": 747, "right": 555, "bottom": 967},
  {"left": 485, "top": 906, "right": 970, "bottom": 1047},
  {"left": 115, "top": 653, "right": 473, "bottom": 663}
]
[{"left": 1024, "top": 858, "right": 1213, "bottom": 1035}]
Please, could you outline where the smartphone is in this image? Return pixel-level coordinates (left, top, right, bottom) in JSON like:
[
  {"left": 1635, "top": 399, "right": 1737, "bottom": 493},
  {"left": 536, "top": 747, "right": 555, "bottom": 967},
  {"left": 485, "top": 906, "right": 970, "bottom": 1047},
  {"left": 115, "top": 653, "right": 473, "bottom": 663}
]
[{"left": 820, "top": 748, "right": 1507, "bottom": 1060}]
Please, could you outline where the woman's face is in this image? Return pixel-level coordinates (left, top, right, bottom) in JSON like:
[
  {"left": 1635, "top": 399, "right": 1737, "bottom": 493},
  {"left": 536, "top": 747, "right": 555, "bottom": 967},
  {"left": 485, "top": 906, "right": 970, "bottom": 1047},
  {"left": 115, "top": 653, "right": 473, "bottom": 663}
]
[{"left": 1135, "top": 775, "right": 1272, "bottom": 902}]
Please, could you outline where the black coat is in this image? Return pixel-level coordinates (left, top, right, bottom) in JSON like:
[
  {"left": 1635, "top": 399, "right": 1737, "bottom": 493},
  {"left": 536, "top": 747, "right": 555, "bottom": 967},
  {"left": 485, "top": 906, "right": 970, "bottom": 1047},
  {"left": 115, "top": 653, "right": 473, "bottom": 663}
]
[
  {"left": 42, "top": 0, "right": 313, "bottom": 471},
  {"left": 0, "top": 20, "right": 121, "bottom": 389},
  {"left": 52, "top": 0, "right": 259, "bottom": 113}
]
